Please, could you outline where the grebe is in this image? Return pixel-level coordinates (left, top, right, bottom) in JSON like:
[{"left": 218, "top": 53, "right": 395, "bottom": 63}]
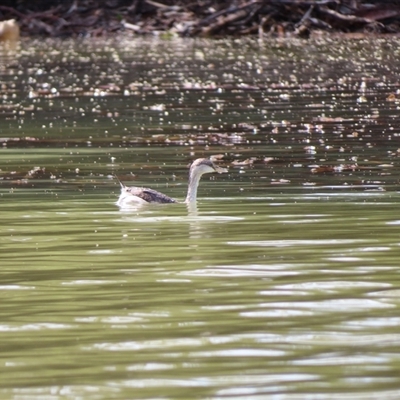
[{"left": 116, "top": 158, "right": 227, "bottom": 206}]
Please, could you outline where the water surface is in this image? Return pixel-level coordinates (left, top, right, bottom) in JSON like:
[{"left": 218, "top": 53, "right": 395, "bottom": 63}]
[{"left": 1, "top": 36, "right": 400, "bottom": 399}]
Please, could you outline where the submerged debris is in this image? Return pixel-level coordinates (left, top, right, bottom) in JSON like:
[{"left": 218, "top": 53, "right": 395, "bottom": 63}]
[{"left": 26, "top": 166, "right": 46, "bottom": 178}]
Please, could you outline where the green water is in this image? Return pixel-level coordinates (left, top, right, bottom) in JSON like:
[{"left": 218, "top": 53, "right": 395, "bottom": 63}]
[{"left": 0, "top": 37, "right": 400, "bottom": 399}]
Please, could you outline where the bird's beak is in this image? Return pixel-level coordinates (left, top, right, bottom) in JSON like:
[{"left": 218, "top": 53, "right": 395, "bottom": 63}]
[{"left": 214, "top": 165, "right": 228, "bottom": 174}]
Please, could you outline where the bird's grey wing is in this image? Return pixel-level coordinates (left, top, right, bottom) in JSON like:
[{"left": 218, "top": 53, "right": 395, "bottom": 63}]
[{"left": 128, "top": 186, "right": 177, "bottom": 203}]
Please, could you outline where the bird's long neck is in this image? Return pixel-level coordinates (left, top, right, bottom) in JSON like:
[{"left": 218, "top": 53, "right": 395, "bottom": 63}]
[{"left": 185, "top": 170, "right": 202, "bottom": 203}]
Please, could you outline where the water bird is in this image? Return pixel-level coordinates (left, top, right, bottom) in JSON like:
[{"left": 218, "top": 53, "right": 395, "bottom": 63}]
[{"left": 116, "top": 158, "right": 228, "bottom": 207}]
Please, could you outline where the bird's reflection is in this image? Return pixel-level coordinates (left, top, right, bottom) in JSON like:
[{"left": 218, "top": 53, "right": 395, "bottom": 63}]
[
  {"left": 186, "top": 201, "right": 198, "bottom": 217},
  {"left": 186, "top": 201, "right": 205, "bottom": 241}
]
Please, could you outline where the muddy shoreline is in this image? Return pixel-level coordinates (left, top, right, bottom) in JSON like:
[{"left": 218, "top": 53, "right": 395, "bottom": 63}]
[{"left": 1, "top": 1, "right": 400, "bottom": 39}]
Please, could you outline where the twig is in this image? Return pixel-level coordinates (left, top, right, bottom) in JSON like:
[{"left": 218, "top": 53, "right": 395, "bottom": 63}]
[
  {"left": 295, "top": 5, "right": 314, "bottom": 28},
  {"left": 201, "top": 9, "right": 248, "bottom": 36},
  {"left": 258, "top": 15, "right": 270, "bottom": 39},
  {"left": 127, "top": 0, "right": 141, "bottom": 14},
  {"left": 0, "top": 5, "right": 64, "bottom": 22},
  {"left": 145, "top": 0, "right": 168, "bottom": 8},
  {"left": 0, "top": 5, "right": 26, "bottom": 19},
  {"left": 198, "top": 0, "right": 263, "bottom": 26},
  {"left": 318, "top": 5, "right": 375, "bottom": 24}
]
